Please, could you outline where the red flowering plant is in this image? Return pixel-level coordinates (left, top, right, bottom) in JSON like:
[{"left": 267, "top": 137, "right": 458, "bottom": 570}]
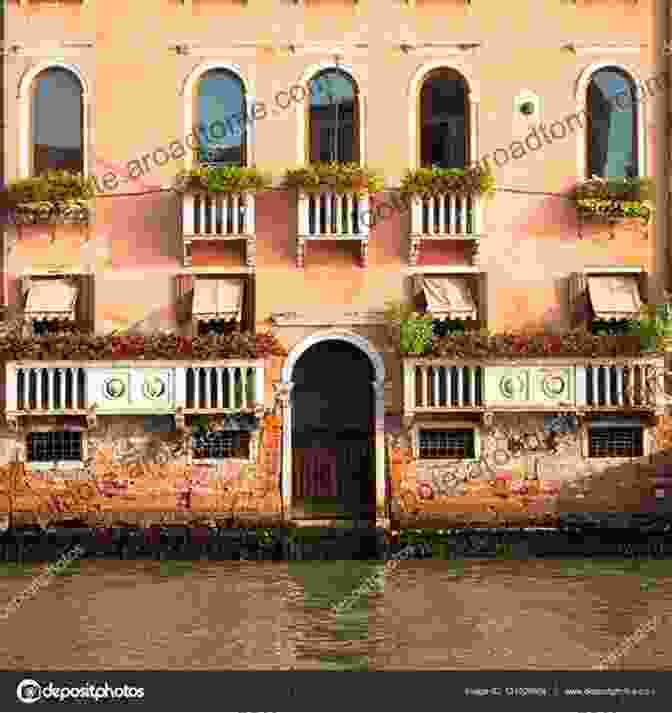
[{"left": 428, "top": 329, "right": 644, "bottom": 359}]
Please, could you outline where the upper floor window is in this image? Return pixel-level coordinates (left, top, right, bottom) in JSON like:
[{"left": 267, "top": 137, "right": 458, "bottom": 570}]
[
  {"left": 196, "top": 69, "right": 246, "bottom": 166},
  {"left": 31, "top": 67, "right": 83, "bottom": 175},
  {"left": 308, "top": 68, "right": 359, "bottom": 163},
  {"left": 587, "top": 67, "right": 638, "bottom": 179},
  {"left": 420, "top": 68, "right": 469, "bottom": 169}
]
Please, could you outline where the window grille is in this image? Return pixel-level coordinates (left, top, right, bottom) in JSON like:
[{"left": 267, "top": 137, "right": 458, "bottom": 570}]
[
  {"left": 27, "top": 431, "right": 82, "bottom": 462},
  {"left": 418, "top": 429, "right": 475, "bottom": 459},
  {"left": 588, "top": 427, "right": 643, "bottom": 458},
  {"left": 192, "top": 430, "right": 251, "bottom": 459}
]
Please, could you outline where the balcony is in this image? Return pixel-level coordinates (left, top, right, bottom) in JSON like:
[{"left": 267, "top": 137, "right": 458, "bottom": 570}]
[
  {"left": 4, "top": 360, "right": 265, "bottom": 429},
  {"left": 409, "top": 193, "right": 483, "bottom": 266},
  {"left": 181, "top": 193, "right": 256, "bottom": 268},
  {"left": 296, "top": 190, "right": 371, "bottom": 268},
  {"left": 403, "top": 356, "right": 667, "bottom": 418}
]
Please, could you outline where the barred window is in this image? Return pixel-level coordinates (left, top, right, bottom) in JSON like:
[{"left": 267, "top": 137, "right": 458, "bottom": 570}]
[
  {"left": 27, "top": 431, "right": 82, "bottom": 462},
  {"left": 192, "top": 430, "right": 250, "bottom": 459},
  {"left": 418, "top": 428, "right": 475, "bottom": 459},
  {"left": 589, "top": 427, "right": 643, "bottom": 458}
]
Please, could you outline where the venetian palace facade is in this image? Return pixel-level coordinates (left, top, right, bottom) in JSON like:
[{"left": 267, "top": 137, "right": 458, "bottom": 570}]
[{"left": 0, "top": 0, "right": 668, "bottom": 526}]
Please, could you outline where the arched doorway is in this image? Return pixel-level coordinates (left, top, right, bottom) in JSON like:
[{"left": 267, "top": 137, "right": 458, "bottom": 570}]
[
  {"left": 292, "top": 340, "right": 374, "bottom": 519},
  {"left": 279, "top": 330, "right": 386, "bottom": 523}
]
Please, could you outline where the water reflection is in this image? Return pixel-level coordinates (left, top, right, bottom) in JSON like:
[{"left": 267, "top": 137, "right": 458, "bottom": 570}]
[{"left": 0, "top": 559, "right": 670, "bottom": 670}]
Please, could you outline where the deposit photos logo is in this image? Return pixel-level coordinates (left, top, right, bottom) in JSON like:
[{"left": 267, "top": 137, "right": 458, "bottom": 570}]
[{"left": 16, "top": 679, "right": 144, "bottom": 703}]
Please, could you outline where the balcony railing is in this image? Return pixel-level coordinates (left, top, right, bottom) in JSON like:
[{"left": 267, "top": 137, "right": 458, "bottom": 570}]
[
  {"left": 181, "top": 193, "right": 256, "bottom": 268},
  {"left": 297, "top": 190, "right": 371, "bottom": 268},
  {"left": 4, "top": 361, "right": 265, "bottom": 422},
  {"left": 409, "top": 193, "right": 483, "bottom": 266},
  {"left": 403, "top": 357, "right": 667, "bottom": 415}
]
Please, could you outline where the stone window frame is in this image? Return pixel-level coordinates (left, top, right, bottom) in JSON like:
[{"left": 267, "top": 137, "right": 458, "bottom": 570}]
[
  {"left": 580, "top": 417, "right": 652, "bottom": 460},
  {"left": 18, "top": 61, "right": 91, "bottom": 180},
  {"left": 411, "top": 419, "right": 481, "bottom": 463},
  {"left": 187, "top": 426, "right": 259, "bottom": 466},
  {"left": 574, "top": 61, "right": 647, "bottom": 181},
  {"left": 23, "top": 424, "right": 88, "bottom": 472},
  {"left": 180, "top": 61, "right": 256, "bottom": 171}
]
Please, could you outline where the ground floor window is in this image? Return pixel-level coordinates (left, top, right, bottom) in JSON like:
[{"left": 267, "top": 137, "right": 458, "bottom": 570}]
[
  {"left": 27, "top": 431, "right": 83, "bottom": 462},
  {"left": 588, "top": 426, "right": 643, "bottom": 458},
  {"left": 418, "top": 428, "right": 475, "bottom": 460},
  {"left": 192, "top": 430, "right": 251, "bottom": 459}
]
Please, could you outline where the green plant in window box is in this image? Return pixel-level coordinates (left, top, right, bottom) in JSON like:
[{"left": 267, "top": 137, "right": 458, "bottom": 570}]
[
  {"left": 572, "top": 176, "right": 654, "bottom": 224},
  {"left": 174, "top": 164, "right": 272, "bottom": 194},
  {"left": 7, "top": 170, "right": 95, "bottom": 224},
  {"left": 399, "top": 164, "right": 496, "bottom": 198},
  {"left": 284, "top": 162, "right": 385, "bottom": 195}
]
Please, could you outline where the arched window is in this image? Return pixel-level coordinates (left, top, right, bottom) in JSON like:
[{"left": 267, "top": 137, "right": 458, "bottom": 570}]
[
  {"left": 196, "top": 68, "right": 246, "bottom": 165},
  {"left": 587, "top": 67, "right": 638, "bottom": 179},
  {"left": 308, "top": 68, "right": 359, "bottom": 163},
  {"left": 420, "top": 68, "right": 469, "bottom": 169},
  {"left": 31, "top": 67, "right": 83, "bottom": 175}
]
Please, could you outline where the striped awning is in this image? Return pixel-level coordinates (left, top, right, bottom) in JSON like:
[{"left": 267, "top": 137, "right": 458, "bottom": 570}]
[
  {"left": 587, "top": 275, "right": 642, "bottom": 320},
  {"left": 192, "top": 279, "right": 244, "bottom": 321},
  {"left": 416, "top": 276, "right": 477, "bottom": 320},
  {"left": 24, "top": 279, "right": 78, "bottom": 321}
]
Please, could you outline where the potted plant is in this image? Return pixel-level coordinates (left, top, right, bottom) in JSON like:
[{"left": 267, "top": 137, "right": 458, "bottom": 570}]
[
  {"left": 174, "top": 164, "right": 272, "bottom": 194},
  {"left": 6, "top": 170, "right": 95, "bottom": 225},
  {"left": 625, "top": 302, "right": 672, "bottom": 352},
  {"left": 284, "top": 162, "right": 384, "bottom": 195},
  {"left": 383, "top": 300, "right": 435, "bottom": 356},
  {"left": 572, "top": 176, "right": 654, "bottom": 225},
  {"left": 399, "top": 164, "right": 496, "bottom": 198}
]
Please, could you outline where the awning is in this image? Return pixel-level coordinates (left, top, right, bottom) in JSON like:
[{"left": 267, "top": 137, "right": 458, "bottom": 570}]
[
  {"left": 192, "top": 279, "right": 244, "bottom": 321},
  {"left": 24, "top": 279, "right": 78, "bottom": 320},
  {"left": 587, "top": 275, "right": 642, "bottom": 320},
  {"left": 416, "top": 276, "right": 477, "bottom": 319}
]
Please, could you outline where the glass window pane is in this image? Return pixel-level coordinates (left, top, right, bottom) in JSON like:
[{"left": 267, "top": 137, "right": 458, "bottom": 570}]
[
  {"left": 32, "top": 68, "right": 83, "bottom": 175},
  {"left": 420, "top": 69, "right": 468, "bottom": 169},
  {"left": 309, "top": 69, "right": 358, "bottom": 163},
  {"left": 197, "top": 69, "right": 246, "bottom": 165},
  {"left": 588, "top": 68, "right": 637, "bottom": 178}
]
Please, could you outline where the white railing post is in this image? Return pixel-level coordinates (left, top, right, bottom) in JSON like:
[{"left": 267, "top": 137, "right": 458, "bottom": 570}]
[
  {"left": 468, "top": 365, "right": 476, "bottom": 406},
  {"left": 245, "top": 194, "right": 254, "bottom": 235},
  {"left": 359, "top": 193, "right": 370, "bottom": 238},
  {"left": 255, "top": 366, "right": 264, "bottom": 411},
  {"left": 472, "top": 196, "right": 482, "bottom": 235},
  {"left": 298, "top": 192, "right": 310, "bottom": 237},
  {"left": 412, "top": 197, "right": 422, "bottom": 236},
  {"left": 403, "top": 363, "right": 415, "bottom": 413},
  {"left": 6, "top": 364, "right": 17, "bottom": 414},
  {"left": 175, "top": 366, "right": 186, "bottom": 412}
]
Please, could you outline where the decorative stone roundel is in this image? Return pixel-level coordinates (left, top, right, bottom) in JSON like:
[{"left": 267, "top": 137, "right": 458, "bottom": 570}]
[
  {"left": 104, "top": 377, "right": 125, "bottom": 399},
  {"left": 541, "top": 374, "right": 566, "bottom": 398},
  {"left": 143, "top": 376, "right": 166, "bottom": 400},
  {"left": 499, "top": 374, "right": 526, "bottom": 399}
]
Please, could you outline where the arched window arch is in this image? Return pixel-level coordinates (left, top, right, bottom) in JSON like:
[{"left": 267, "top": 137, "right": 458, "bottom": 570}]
[
  {"left": 419, "top": 67, "right": 469, "bottom": 169},
  {"left": 308, "top": 68, "right": 359, "bottom": 164},
  {"left": 30, "top": 67, "right": 84, "bottom": 175},
  {"left": 586, "top": 66, "right": 638, "bottom": 179},
  {"left": 195, "top": 68, "right": 247, "bottom": 165}
]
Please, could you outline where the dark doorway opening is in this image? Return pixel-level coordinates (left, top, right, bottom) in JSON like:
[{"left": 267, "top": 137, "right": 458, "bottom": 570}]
[{"left": 291, "top": 340, "right": 375, "bottom": 520}]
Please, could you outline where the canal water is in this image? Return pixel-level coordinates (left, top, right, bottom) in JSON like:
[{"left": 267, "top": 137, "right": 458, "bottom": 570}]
[{"left": 1, "top": 558, "right": 672, "bottom": 670}]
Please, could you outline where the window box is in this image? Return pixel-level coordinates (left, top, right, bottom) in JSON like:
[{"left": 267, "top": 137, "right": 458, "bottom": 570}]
[
  {"left": 284, "top": 163, "right": 384, "bottom": 195},
  {"left": 6, "top": 171, "right": 94, "bottom": 226}
]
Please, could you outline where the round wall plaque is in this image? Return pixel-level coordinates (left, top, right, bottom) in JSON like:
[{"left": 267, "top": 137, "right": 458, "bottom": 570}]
[
  {"left": 143, "top": 375, "right": 166, "bottom": 399},
  {"left": 500, "top": 374, "right": 526, "bottom": 399},
  {"left": 104, "top": 377, "right": 125, "bottom": 399},
  {"left": 542, "top": 374, "right": 565, "bottom": 398}
]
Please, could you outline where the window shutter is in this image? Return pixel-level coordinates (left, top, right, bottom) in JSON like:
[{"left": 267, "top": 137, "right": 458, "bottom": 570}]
[
  {"left": 175, "top": 273, "right": 194, "bottom": 324},
  {"left": 245, "top": 276, "right": 255, "bottom": 332},
  {"left": 638, "top": 272, "right": 649, "bottom": 307},
  {"left": 18, "top": 275, "right": 32, "bottom": 308},
  {"left": 77, "top": 274, "right": 95, "bottom": 333},
  {"left": 477, "top": 272, "right": 488, "bottom": 329},
  {"left": 569, "top": 272, "right": 589, "bottom": 327}
]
